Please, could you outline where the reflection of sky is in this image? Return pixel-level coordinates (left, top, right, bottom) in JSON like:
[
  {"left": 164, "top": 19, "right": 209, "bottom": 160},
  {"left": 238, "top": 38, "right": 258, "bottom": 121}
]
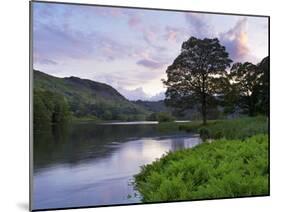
[
  {"left": 32, "top": 2, "right": 268, "bottom": 100},
  {"left": 33, "top": 135, "right": 201, "bottom": 210}
]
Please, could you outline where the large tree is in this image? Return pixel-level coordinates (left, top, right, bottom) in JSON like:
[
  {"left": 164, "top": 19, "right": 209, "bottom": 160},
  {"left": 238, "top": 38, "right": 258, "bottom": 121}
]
[{"left": 163, "top": 37, "right": 232, "bottom": 124}]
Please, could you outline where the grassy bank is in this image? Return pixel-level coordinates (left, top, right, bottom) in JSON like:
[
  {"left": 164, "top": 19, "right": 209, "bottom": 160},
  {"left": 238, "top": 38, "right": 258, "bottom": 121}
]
[
  {"left": 134, "top": 134, "right": 268, "bottom": 202},
  {"left": 179, "top": 116, "right": 268, "bottom": 140},
  {"left": 134, "top": 116, "right": 269, "bottom": 202}
]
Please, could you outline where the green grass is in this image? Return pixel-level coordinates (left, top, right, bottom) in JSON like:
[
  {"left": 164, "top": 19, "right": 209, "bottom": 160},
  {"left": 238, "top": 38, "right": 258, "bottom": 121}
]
[
  {"left": 179, "top": 116, "right": 268, "bottom": 140},
  {"left": 134, "top": 134, "right": 269, "bottom": 202},
  {"left": 135, "top": 116, "right": 269, "bottom": 202}
]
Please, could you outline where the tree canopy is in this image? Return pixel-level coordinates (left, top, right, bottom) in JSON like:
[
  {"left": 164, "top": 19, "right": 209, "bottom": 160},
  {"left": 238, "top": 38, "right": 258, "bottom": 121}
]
[
  {"left": 34, "top": 90, "right": 70, "bottom": 131},
  {"left": 163, "top": 37, "right": 232, "bottom": 124},
  {"left": 228, "top": 56, "right": 269, "bottom": 116}
]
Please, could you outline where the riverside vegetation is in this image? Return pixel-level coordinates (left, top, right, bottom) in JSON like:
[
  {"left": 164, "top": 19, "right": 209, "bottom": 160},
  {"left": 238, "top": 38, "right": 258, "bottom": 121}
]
[
  {"left": 133, "top": 37, "right": 269, "bottom": 202},
  {"left": 134, "top": 117, "right": 269, "bottom": 202}
]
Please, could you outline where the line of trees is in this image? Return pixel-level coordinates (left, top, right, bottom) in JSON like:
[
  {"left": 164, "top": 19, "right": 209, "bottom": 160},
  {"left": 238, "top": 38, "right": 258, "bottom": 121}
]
[
  {"left": 34, "top": 90, "right": 70, "bottom": 131},
  {"left": 163, "top": 37, "right": 269, "bottom": 124}
]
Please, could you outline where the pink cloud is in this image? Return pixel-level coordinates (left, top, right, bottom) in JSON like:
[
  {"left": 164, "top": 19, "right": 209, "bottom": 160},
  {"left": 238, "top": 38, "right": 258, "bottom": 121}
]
[
  {"left": 163, "top": 26, "right": 185, "bottom": 42},
  {"left": 137, "top": 59, "right": 165, "bottom": 69},
  {"left": 220, "top": 18, "right": 250, "bottom": 62}
]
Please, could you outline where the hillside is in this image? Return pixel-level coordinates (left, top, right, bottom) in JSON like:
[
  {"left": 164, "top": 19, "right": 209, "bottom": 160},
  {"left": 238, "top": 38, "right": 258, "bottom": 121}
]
[
  {"left": 33, "top": 70, "right": 149, "bottom": 120},
  {"left": 133, "top": 100, "right": 169, "bottom": 113}
]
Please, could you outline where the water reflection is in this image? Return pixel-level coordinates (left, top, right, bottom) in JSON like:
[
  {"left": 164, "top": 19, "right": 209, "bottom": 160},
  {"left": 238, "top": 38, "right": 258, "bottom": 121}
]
[{"left": 33, "top": 122, "right": 201, "bottom": 210}]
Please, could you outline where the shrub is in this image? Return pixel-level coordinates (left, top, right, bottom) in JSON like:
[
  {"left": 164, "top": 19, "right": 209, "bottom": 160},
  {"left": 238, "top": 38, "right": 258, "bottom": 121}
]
[
  {"left": 199, "top": 127, "right": 210, "bottom": 141},
  {"left": 213, "top": 131, "right": 223, "bottom": 139},
  {"left": 157, "top": 112, "right": 175, "bottom": 123},
  {"left": 146, "top": 112, "right": 158, "bottom": 121}
]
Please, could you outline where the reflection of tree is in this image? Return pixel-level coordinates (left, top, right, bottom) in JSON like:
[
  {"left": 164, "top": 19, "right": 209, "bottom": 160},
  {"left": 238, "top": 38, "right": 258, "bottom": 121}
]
[
  {"left": 52, "top": 124, "right": 69, "bottom": 144},
  {"left": 34, "top": 123, "right": 70, "bottom": 172},
  {"left": 170, "top": 137, "right": 185, "bottom": 151}
]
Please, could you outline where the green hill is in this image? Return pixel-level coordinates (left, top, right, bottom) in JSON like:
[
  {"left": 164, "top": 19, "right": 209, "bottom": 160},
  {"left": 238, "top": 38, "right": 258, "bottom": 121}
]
[{"left": 33, "top": 70, "right": 149, "bottom": 121}]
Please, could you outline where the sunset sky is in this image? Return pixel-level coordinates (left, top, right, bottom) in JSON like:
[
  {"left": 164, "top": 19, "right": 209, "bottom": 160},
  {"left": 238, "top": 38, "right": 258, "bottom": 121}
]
[{"left": 33, "top": 2, "right": 268, "bottom": 101}]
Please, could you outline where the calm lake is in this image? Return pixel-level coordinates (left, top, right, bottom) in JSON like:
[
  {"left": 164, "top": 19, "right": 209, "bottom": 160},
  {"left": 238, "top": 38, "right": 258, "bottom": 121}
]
[{"left": 33, "top": 121, "right": 202, "bottom": 210}]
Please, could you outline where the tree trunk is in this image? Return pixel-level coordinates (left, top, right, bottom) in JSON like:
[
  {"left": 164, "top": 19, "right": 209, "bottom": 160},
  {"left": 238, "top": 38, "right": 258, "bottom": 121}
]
[
  {"left": 202, "top": 76, "right": 207, "bottom": 125},
  {"left": 202, "top": 93, "right": 207, "bottom": 125},
  {"left": 248, "top": 95, "right": 254, "bottom": 116}
]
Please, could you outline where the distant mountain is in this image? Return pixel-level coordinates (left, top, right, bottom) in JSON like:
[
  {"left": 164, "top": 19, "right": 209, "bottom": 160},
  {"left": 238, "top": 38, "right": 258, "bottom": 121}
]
[{"left": 33, "top": 70, "right": 149, "bottom": 120}]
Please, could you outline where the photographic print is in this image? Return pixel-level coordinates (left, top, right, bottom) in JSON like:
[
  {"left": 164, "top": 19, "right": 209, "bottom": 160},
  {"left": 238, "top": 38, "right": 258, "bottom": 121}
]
[{"left": 30, "top": 1, "right": 269, "bottom": 211}]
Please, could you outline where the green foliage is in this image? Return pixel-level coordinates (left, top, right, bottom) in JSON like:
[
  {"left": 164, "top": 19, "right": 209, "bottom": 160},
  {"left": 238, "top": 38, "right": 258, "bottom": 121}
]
[
  {"left": 102, "top": 110, "right": 113, "bottom": 120},
  {"left": 134, "top": 134, "right": 268, "bottom": 202},
  {"left": 179, "top": 116, "right": 268, "bottom": 140},
  {"left": 228, "top": 57, "right": 269, "bottom": 116},
  {"left": 256, "top": 57, "right": 269, "bottom": 116},
  {"left": 34, "top": 91, "right": 51, "bottom": 129},
  {"left": 199, "top": 127, "right": 210, "bottom": 141},
  {"left": 34, "top": 89, "right": 70, "bottom": 131},
  {"left": 146, "top": 112, "right": 158, "bottom": 121},
  {"left": 199, "top": 116, "right": 268, "bottom": 140},
  {"left": 157, "top": 112, "right": 175, "bottom": 123}
]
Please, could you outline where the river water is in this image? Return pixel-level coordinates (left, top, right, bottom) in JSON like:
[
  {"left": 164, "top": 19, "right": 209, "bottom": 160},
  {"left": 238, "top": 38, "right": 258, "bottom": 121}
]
[{"left": 33, "top": 121, "right": 201, "bottom": 210}]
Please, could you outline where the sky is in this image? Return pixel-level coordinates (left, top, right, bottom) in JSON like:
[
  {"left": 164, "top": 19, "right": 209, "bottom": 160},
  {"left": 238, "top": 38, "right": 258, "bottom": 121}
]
[{"left": 32, "top": 2, "right": 269, "bottom": 101}]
